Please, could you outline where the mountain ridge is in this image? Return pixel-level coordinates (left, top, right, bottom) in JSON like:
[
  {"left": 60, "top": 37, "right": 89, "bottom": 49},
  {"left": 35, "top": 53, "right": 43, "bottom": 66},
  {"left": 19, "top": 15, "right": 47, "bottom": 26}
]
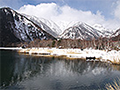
[
  {"left": 0, "top": 7, "right": 119, "bottom": 46},
  {"left": 0, "top": 7, "right": 56, "bottom": 46},
  {"left": 59, "top": 22, "right": 113, "bottom": 40},
  {"left": 23, "top": 14, "right": 62, "bottom": 37}
]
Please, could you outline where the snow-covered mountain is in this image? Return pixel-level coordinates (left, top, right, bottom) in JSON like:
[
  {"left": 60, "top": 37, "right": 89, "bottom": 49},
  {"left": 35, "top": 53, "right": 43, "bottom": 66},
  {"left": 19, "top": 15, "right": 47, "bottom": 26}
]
[
  {"left": 93, "top": 24, "right": 120, "bottom": 38},
  {"left": 93, "top": 24, "right": 108, "bottom": 31},
  {"left": 59, "top": 22, "right": 99, "bottom": 40},
  {"left": 23, "top": 15, "right": 62, "bottom": 37},
  {"left": 59, "top": 22, "right": 112, "bottom": 40},
  {"left": 0, "top": 7, "right": 56, "bottom": 46},
  {"left": 92, "top": 24, "right": 112, "bottom": 37},
  {"left": 111, "top": 28, "right": 120, "bottom": 37},
  {"left": 110, "top": 28, "right": 120, "bottom": 41},
  {"left": 56, "top": 21, "right": 78, "bottom": 33},
  {"left": 0, "top": 7, "right": 119, "bottom": 46}
]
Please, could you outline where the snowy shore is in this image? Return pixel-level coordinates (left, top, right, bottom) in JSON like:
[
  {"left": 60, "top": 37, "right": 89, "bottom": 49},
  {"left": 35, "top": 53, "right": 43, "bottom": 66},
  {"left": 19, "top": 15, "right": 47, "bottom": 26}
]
[
  {"left": 0, "top": 47, "right": 120, "bottom": 64},
  {"left": 0, "top": 47, "right": 22, "bottom": 50},
  {"left": 17, "top": 47, "right": 120, "bottom": 64}
]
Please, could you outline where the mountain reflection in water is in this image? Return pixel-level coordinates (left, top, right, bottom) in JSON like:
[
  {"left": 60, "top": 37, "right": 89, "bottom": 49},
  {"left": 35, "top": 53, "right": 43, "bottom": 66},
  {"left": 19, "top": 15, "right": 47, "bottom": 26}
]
[{"left": 0, "top": 50, "right": 120, "bottom": 90}]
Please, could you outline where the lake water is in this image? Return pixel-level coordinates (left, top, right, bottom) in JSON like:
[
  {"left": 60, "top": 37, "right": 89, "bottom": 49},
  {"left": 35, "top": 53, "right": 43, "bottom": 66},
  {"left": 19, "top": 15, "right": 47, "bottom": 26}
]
[{"left": 0, "top": 50, "right": 120, "bottom": 90}]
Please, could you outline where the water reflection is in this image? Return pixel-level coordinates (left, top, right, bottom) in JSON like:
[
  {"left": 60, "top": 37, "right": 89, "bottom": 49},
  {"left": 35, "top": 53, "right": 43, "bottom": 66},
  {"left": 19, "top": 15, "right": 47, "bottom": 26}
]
[{"left": 0, "top": 50, "right": 120, "bottom": 90}]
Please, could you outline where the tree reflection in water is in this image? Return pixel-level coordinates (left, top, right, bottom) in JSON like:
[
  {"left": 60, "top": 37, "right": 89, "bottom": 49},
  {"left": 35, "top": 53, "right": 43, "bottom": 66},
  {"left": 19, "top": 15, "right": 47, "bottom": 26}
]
[{"left": 0, "top": 50, "right": 120, "bottom": 90}]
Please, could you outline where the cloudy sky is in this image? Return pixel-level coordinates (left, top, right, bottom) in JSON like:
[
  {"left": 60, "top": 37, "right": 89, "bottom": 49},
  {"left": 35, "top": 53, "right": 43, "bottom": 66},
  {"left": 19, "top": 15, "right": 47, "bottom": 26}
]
[{"left": 0, "top": 0, "right": 120, "bottom": 31}]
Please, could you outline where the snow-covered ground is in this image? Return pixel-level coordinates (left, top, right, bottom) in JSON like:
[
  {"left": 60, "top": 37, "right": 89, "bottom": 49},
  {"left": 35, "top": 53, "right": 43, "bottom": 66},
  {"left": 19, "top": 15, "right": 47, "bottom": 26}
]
[
  {"left": 17, "top": 47, "right": 120, "bottom": 64},
  {"left": 0, "top": 47, "right": 22, "bottom": 50},
  {"left": 0, "top": 47, "right": 119, "bottom": 64}
]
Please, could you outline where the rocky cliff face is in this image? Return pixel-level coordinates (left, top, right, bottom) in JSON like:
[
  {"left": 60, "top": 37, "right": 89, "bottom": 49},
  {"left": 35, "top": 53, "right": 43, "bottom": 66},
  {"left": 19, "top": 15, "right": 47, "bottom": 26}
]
[{"left": 0, "top": 7, "right": 56, "bottom": 46}]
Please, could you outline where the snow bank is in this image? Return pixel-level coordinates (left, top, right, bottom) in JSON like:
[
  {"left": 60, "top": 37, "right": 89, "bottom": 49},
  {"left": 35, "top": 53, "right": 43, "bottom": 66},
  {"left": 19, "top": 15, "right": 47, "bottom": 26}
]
[
  {"left": 0, "top": 47, "right": 22, "bottom": 50},
  {"left": 17, "top": 48, "right": 120, "bottom": 64},
  {"left": 0, "top": 47, "right": 119, "bottom": 64}
]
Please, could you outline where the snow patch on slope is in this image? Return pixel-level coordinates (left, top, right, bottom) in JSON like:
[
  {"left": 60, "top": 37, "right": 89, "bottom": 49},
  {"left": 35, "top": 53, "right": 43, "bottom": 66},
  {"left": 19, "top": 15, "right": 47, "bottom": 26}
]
[
  {"left": 23, "top": 15, "right": 62, "bottom": 37},
  {"left": 93, "top": 24, "right": 114, "bottom": 37},
  {"left": 93, "top": 24, "right": 108, "bottom": 31}
]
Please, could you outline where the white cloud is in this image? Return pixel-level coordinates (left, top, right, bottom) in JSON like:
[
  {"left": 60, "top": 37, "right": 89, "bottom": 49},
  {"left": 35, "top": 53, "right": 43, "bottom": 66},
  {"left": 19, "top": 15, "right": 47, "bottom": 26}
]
[
  {"left": 19, "top": 3, "right": 58, "bottom": 18},
  {"left": 18, "top": 3, "right": 120, "bottom": 31}
]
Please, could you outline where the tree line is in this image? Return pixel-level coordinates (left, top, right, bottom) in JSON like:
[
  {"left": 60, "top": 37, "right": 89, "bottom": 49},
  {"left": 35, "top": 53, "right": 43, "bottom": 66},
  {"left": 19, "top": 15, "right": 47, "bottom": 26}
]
[{"left": 10, "top": 36, "right": 120, "bottom": 50}]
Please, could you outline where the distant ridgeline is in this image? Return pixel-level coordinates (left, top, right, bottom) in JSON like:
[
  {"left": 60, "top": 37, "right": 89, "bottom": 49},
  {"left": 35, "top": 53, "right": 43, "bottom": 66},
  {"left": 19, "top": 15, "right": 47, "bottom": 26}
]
[{"left": 0, "top": 7, "right": 120, "bottom": 49}]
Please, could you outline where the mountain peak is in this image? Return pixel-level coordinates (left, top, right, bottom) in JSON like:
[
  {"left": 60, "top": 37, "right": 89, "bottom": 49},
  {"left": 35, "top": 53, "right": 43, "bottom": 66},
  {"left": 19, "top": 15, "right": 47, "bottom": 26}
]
[
  {"left": 24, "top": 15, "right": 62, "bottom": 37},
  {"left": 73, "top": 22, "right": 85, "bottom": 26},
  {"left": 1, "top": 7, "right": 16, "bottom": 13},
  {"left": 0, "top": 7, "right": 56, "bottom": 46},
  {"left": 59, "top": 22, "right": 114, "bottom": 40},
  {"left": 59, "top": 22, "right": 100, "bottom": 40},
  {"left": 1, "top": 7, "right": 11, "bottom": 10}
]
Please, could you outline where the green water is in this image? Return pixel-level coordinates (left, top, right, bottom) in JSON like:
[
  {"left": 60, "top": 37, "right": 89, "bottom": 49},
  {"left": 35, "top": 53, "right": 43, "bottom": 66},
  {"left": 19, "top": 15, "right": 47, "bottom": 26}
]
[{"left": 0, "top": 50, "right": 120, "bottom": 90}]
